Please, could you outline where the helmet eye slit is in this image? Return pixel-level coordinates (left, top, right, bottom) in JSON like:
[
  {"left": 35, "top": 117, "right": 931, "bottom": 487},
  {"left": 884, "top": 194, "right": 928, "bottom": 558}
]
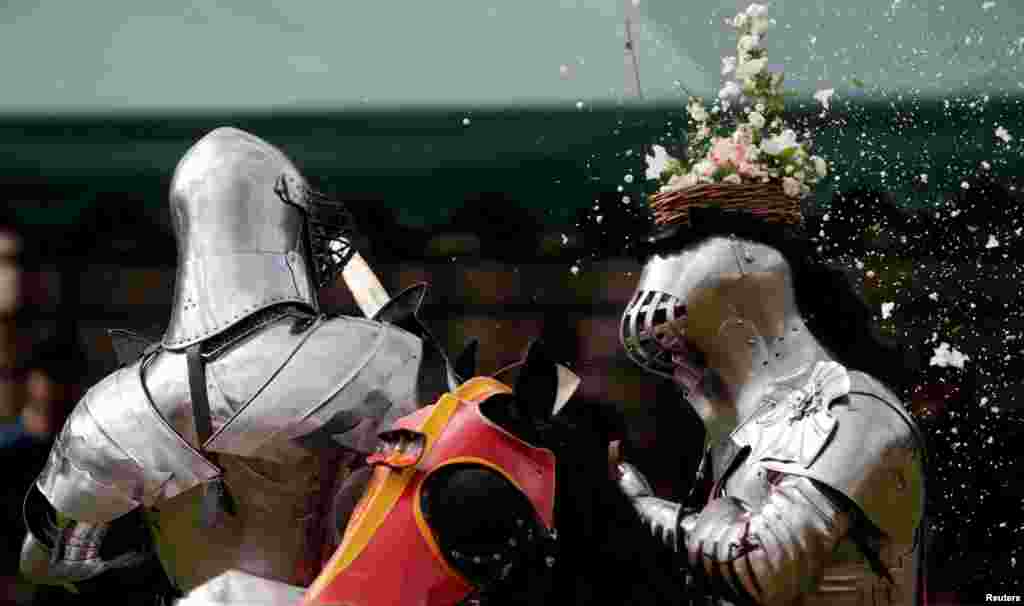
[{"left": 274, "top": 174, "right": 359, "bottom": 289}]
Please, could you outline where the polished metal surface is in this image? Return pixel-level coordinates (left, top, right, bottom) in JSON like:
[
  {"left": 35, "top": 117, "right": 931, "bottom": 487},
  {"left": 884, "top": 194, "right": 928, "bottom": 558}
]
[
  {"left": 27, "top": 309, "right": 426, "bottom": 590},
  {"left": 163, "top": 127, "right": 318, "bottom": 350},
  {"left": 203, "top": 315, "right": 423, "bottom": 461},
  {"left": 175, "top": 570, "right": 306, "bottom": 606},
  {"left": 620, "top": 236, "right": 791, "bottom": 381},
  {"left": 620, "top": 363, "right": 926, "bottom": 605},
  {"left": 37, "top": 363, "right": 220, "bottom": 523},
  {"left": 21, "top": 126, "right": 434, "bottom": 595}
]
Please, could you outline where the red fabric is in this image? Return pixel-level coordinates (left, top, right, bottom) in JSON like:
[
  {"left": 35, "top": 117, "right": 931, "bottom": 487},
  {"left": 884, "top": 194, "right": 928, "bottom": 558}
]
[{"left": 309, "top": 387, "right": 556, "bottom": 606}]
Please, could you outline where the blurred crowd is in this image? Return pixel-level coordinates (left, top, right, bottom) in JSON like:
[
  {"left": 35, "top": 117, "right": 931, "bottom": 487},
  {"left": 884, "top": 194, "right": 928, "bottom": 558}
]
[{"left": 1, "top": 211, "right": 87, "bottom": 605}]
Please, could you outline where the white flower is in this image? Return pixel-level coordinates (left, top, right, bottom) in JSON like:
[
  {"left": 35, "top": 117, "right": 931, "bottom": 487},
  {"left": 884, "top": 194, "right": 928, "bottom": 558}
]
[
  {"left": 738, "top": 35, "right": 762, "bottom": 55},
  {"left": 735, "top": 57, "right": 768, "bottom": 81},
  {"left": 723, "top": 174, "right": 743, "bottom": 184},
  {"left": 782, "top": 177, "right": 802, "bottom": 198},
  {"left": 986, "top": 234, "right": 1000, "bottom": 249},
  {"left": 688, "top": 101, "right": 709, "bottom": 123},
  {"left": 761, "top": 129, "right": 799, "bottom": 155},
  {"left": 745, "top": 3, "right": 769, "bottom": 18},
  {"left": 930, "top": 342, "right": 969, "bottom": 369},
  {"left": 995, "top": 126, "right": 1013, "bottom": 142},
  {"left": 748, "top": 15, "right": 774, "bottom": 35},
  {"left": 721, "top": 56, "right": 737, "bottom": 76},
  {"left": 755, "top": 102, "right": 765, "bottom": 112},
  {"left": 881, "top": 302, "right": 895, "bottom": 319},
  {"left": 748, "top": 111, "right": 766, "bottom": 129},
  {"left": 731, "top": 125, "right": 755, "bottom": 145},
  {"left": 982, "top": 1, "right": 996, "bottom": 10},
  {"left": 813, "top": 88, "right": 835, "bottom": 111},
  {"left": 662, "top": 173, "right": 699, "bottom": 192},
  {"left": 718, "top": 81, "right": 742, "bottom": 101},
  {"left": 732, "top": 13, "right": 749, "bottom": 29},
  {"left": 644, "top": 145, "right": 672, "bottom": 180},
  {"left": 812, "top": 155, "right": 828, "bottom": 176}
]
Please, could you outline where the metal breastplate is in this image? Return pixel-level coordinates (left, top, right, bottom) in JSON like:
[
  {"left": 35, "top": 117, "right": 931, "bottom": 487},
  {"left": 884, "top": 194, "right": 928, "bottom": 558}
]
[
  {"left": 710, "top": 366, "right": 925, "bottom": 606},
  {"left": 146, "top": 453, "right": 326, "bottom": 593}
]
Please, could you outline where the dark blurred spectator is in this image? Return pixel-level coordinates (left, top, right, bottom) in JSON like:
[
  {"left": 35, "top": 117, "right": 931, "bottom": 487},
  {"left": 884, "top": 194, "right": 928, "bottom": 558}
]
[
  {"left": 1, "top": 336, "right": 87, "bottom": 605},
  {"left": 445, "top": 193, "right": 547, "bottom": 262},
  {"left": 1, "top": 211, "right": 22, "bottom": 424}
]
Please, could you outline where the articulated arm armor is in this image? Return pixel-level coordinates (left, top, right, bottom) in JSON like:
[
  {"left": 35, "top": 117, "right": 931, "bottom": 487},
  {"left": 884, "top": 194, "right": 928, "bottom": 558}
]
[
  {"left": 620, "top": 365, "right": 927, "bottom": 606},
  {"left": 621, "top": 464, "right": 850, "bottom": 605}
]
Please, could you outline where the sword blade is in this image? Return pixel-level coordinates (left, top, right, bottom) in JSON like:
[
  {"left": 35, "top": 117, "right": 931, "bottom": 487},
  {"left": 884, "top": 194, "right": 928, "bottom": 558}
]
[{"left": 338, "top": 252, "right": 391, "bottom": 318}]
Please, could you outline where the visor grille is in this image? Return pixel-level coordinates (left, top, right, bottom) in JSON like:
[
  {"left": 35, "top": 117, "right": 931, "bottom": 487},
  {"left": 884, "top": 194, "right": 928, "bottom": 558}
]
[{"left": 621, "top": 290, "right": 684, "bottom": 377}]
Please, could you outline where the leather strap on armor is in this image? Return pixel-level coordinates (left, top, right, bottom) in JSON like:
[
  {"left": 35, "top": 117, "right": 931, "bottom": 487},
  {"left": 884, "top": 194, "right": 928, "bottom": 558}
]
[{"left": 186, "top": 344, "right": 236, "bottom": 527}]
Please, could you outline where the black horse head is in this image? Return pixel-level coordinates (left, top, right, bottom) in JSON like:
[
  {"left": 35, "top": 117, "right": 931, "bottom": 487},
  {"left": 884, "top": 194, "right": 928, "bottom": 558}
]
[
  {"left": 305, "top": 340, "right": 683, "bottom": 606},
  {"left": 467, "top": 340, "right": 684, "bottom": 605}
]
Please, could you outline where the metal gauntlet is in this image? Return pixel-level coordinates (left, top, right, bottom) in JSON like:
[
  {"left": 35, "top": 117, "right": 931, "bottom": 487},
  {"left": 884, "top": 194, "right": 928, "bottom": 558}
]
[
  {"left": 616, "top": 462, "right": 685, "bottom": 551},
  {"left": 617, "top": 463, "right": 850, "bottom": 606},
  {"left": 21, "top": 486, "right": 151, "bottom": 585}
]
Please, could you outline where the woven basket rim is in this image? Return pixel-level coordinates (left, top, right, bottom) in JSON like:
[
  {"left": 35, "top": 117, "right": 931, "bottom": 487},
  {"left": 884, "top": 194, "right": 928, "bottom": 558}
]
[{"left": 649, "top": 180, "right": 804, "bottom": 227}]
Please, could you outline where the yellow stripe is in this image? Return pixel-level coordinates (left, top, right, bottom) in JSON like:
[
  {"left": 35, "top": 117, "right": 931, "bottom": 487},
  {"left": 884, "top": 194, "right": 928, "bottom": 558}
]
[
  {"left": 304, "top": 391, "right": 464, "bottom": 603},
  {"left": 303, "top": 378, "right": 512, "bottom": 604}
]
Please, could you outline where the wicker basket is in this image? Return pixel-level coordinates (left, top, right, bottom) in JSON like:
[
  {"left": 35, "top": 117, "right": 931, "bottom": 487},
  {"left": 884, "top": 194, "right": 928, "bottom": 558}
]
[{"left": 649, "top": 182, "right": 803, "bottom": 228}]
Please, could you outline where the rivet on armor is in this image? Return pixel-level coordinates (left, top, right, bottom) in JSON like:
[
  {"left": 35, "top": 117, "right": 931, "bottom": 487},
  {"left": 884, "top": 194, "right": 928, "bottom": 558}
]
[
  {"left": 473, "top": 556, "right": 482, "bottom": 564},
  {"left": 509, "top": 538, "right": 517, "bottom": 547},
  {"left": 545, "top": 556, "right": 556, "bottom": 567}
]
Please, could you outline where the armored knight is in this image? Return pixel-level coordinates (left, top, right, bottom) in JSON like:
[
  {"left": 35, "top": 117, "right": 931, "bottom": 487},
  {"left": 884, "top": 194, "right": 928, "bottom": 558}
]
[
  {"left": 616, "top": 206, "right": 929, "bottom": 606},
  {"left": 19, "top": 127, "right": 455, "bottom": 603}
]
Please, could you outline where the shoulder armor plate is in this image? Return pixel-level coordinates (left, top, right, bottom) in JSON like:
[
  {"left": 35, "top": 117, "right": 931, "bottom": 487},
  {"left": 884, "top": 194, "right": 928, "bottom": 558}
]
[
  {"left": 203, "top": 315, "right": 422, "bottom": 461},
  {"left": 37, "top": 363, "right": 220, "bottom": 524},
  {"left": 741, "top": 366, "right": 925, "bottom": 546}
]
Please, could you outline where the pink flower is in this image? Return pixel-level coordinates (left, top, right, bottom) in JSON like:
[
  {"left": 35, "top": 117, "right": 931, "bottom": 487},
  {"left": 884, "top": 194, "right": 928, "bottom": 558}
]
[{"left": 709, "top": 138, "right": 748, "bottom": 168}]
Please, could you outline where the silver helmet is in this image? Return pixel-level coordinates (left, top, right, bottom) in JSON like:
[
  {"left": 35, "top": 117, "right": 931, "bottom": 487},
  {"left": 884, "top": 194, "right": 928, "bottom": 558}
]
[
  {"left": 620, "top": 236, "right": 788, "bottom": 381},
  {"left": 163, "top": 127, "right": 356, "bottom": 350}
]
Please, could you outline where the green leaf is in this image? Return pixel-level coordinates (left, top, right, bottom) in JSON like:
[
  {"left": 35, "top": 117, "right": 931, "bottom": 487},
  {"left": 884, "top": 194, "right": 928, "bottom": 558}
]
[{"left": 852, "top": 77, "right": 866, "bottom": 88}]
